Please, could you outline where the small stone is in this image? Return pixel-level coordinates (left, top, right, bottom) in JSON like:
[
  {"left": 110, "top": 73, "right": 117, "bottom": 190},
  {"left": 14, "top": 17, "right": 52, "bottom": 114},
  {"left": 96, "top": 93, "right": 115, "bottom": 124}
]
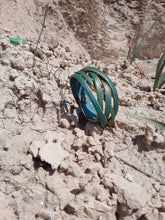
[
  {"left": 72, "top": 137, "right": 86, "bottom": 150},
  {"left": 20, "top": 154, "right": 33, "bottom": 170},
  {"left": 160, "top": 203, "right": 165, "bottom": 212},
  {"left": 94, "top": 151, "right": 101, "bottom": 161},
  {"left": 87, "top": 136, "right": 96, "bottom": 147},
  {"left": 132, "top": 94, "right": 142, "bottom": 101},
  {"left": 124, "top": 172, "right": 134, "bottom": 182},
  {"left": 1, "top": 58, "right": 10, "bottom": 65},
  {"left": 59, "top": 118, "right": 70, "bottom": 129},
  {"left": 29, "top": 140, "right": 42, "bottom": 158},
  {"left": 159, "top": 212, "right": 165, "bottom": 219},
  {"left": 10, "top": 56, "right": 25, "bottom": 71},
  {"left": 143, "top": 208, "right": 159, "bottom": 220},
  {"left": 37, "top": 209, "right": 57, "bottom": 220},
  {"left": 160, "top": 186, "right": 165, "bottom": 197},
  {"left": 48, "top": 37, "right": 59, "bottom": 51},
  {"left": 14, "top": 75, "right": 35, "bottom": 96},
  {"left": 64, "top": 199, "right": 80, "bottom": 215},
  {"left": 9, "top": 69, "right": 19, "bottom": 81},
  {"left": 10, "top": 166, "right": 23, "bottom": 175},
  {"left": 153, "top": 182, "right": 160, "bottom": 192},
  {"left": 0, "top": 40, "right": 8, "bottom": 50},
  {"left": 85, "top": 122, "right": 101, "bottom": 138},
  {"left": 70, "top": 111, "right": 79, "bottom": 127},
  {"left": 144, "top": 125, "right": 165, "bottom": 150},
  {"left": 106, "top": 149, "right": 115, "bottom": 159},
  {"left": 58, "top": 160, "right": 80, "bottom": 177},
  {"left": 74, "top": 128, "right": 85, "bottom": 137}
]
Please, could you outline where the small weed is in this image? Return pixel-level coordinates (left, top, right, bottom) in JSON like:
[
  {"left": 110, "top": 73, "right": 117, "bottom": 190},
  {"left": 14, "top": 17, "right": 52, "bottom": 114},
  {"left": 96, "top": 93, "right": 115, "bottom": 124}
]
[{"left": 127, "top": 12, "right": 165, "bottom": 64}]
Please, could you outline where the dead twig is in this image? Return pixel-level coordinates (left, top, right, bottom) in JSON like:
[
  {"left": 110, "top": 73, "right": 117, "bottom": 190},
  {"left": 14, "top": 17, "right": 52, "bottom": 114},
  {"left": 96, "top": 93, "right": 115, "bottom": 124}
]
[
  {"left": 30, "top": 127, "right": 57, "bottom": 133},
  {"left": 114, "top": 145, "right": 130, "bottom": 152},
  {"left": 115, "top": 155, "right": 165, "bottom": 186},
  {"left": 33, "top": 4, "right": 49, "bottom": 67}
]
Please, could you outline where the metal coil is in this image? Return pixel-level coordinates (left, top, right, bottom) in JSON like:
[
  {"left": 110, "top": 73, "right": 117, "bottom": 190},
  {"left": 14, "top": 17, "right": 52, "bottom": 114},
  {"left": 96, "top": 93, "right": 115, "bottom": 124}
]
[{"left": 70, "top": 67, "right": 119, "bottom": 126}]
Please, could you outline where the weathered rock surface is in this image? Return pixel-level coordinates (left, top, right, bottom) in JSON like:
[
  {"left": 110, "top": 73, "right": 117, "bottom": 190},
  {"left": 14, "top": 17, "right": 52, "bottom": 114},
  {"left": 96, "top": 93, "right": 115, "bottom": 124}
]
[
  {"left": 46, "top": 173, "right": 75, "bottom": 210},
  {"left": 0, "top": 0, "right": 164, "bottom": 219}
]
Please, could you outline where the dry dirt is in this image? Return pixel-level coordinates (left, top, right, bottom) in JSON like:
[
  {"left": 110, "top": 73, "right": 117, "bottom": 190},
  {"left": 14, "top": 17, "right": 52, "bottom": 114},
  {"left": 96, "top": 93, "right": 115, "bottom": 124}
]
[{"left": 0, "top": 0, "right": 165, "bottom": 220}]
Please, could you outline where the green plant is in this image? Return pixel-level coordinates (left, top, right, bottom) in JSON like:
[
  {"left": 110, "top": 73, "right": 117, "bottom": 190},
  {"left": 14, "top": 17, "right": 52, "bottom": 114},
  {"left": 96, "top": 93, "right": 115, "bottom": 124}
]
[
  {"left": 33, "top": 3, "right": 49, "bottom": 67},
  {"left": 126, "top": 19, "right": 143, "bottom": 61},
  {"left": 126, "top": 113, "right": 165, "bottom": 130},
  {"left": 127, "top": 12, "right": 165, "bottom": 64},
  {"left": 153, "top": 51, "right": 165, "bottom": 91}
]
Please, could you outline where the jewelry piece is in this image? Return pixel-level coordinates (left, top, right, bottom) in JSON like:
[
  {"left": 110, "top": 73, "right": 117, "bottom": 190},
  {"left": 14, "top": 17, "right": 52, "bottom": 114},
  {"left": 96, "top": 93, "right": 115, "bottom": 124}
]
[{"left": 70, "top": 67, "right": 119, "bottom": 126}]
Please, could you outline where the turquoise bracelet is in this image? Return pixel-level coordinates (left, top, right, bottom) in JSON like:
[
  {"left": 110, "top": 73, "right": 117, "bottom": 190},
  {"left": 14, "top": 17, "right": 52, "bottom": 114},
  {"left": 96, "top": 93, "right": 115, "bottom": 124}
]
[{"left": 70, "top": 67, "right": 119, "bottom": 126}]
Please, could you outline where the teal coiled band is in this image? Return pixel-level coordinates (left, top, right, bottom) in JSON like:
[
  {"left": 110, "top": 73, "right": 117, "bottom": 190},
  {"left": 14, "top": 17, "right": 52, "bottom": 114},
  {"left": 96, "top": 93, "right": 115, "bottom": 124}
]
[{"left": 69, "top": 67, "right": 119, "bottom": 126}]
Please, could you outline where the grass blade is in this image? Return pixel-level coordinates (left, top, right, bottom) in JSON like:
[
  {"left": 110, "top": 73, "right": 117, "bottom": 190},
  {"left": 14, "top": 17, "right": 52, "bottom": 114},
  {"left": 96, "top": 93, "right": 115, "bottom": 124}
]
[
  {"left": 33, "top": 4, "right": 49, "bottom": 67},
  {"left": 130, "top": 11, "right": 165, "bottom": 64},
  {"left": 126, "top": 19, "right": 143, "bottom": 60},
  {"left": 126, "top": 113, "right": 165, "bottom": 130},
  {"left": 153, "top": 51, "right": 165, "bottom": 90},
  {"left": 157, "top": 72, "right": 165, "bottom": 89},
  {"left": 156, "top": 52, "right": 165, "bottom": 77}
]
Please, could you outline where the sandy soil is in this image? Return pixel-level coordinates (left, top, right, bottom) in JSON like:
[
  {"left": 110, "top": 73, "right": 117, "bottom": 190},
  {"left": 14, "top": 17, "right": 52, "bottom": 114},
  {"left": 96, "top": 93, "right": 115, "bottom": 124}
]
[{"left": 0, "top": 0, "right": 165, "bottom": 219}]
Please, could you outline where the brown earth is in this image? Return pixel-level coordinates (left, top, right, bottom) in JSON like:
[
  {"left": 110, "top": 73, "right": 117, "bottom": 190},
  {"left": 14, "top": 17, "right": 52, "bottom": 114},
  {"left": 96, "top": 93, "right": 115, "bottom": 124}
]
[{"left": 0, "top": 0, "right": 165, "bottom": 220}]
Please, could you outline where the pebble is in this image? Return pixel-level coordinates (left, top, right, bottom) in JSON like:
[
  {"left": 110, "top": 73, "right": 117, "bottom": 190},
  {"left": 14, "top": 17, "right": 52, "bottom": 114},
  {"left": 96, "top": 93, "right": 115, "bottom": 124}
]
[
  {"left": 124, "top": 172, "right": 134, "bottom": 182},
  {"left": 10, "top": 165, "right": 23, "bottom": 175},
  {"left": 87, "top": 136, "right": 96, "bottom": 147},
  {"left": 9, "top": 69, "right": 19, "bottom": 81},
  {"left": 37, "top": 209, "right": 57, "bottom": 220},
  {"left": 10, "top": 56, "right": 25, "bottom": 71},
  {"left": 59, "top": 118, "right": 70, "bottom": 129},
  {"left": 160, "top": 186, "right": 165, "bottom": 197}
]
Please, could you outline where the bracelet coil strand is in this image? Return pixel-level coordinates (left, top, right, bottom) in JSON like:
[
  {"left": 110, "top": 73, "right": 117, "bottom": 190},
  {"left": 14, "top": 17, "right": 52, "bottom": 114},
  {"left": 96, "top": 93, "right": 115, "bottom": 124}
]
[{"left": 69, "top": 67, "right": 119, "bottom": 126}]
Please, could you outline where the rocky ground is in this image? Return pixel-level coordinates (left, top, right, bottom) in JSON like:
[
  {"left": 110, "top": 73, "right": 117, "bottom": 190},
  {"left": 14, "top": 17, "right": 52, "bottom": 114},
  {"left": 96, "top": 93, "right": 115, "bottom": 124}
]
[{"left": 0, "top": 0, "right": 165, "bottom": 220}]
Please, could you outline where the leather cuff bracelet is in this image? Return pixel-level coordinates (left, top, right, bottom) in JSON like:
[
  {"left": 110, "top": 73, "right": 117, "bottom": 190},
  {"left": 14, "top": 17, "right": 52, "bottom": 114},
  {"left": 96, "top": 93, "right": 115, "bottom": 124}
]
[{"left": 69, "top": 67, "right": 119, "bottom": 126}]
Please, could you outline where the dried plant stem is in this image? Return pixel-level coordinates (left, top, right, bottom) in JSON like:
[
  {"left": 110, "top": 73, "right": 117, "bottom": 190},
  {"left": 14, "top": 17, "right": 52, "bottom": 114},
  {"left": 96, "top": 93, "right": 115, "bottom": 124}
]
[
  {"left": 32, "top": 4, "right": 49, "bottom": 67},
  {"left": 115, "top": 156, "right": 165, "bottom": 186}
]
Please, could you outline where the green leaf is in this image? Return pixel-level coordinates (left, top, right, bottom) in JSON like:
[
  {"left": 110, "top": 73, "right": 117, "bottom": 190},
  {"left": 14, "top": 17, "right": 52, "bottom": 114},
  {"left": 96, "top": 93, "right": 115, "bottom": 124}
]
[
  {"left": 126, "top": 113, "right": 165, "bottom": 130},
  {"left": 156, "top": 52, "right": 165, "bottom": 75},
  {"left": 126, "top": 19, "right": 143, "bottom": 60},
  {"left": 153, "top": 52, "right": 165, "bottom": 90},
  {"left": 157, "top": 72, "right": 165, "bottom": 89},
  {"left": 130, "top": 11, "right": 165, "bottom": 64}
]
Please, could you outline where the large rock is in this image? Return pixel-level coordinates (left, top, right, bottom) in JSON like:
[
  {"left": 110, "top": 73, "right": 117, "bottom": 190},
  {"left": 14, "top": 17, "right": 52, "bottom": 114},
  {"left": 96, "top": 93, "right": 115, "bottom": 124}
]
[
  {"left": 29, "top": 130, "right": 69, "bottom": 170},
  {"left": 39, "top": 140, "right": 69, "bottom": 170}
]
